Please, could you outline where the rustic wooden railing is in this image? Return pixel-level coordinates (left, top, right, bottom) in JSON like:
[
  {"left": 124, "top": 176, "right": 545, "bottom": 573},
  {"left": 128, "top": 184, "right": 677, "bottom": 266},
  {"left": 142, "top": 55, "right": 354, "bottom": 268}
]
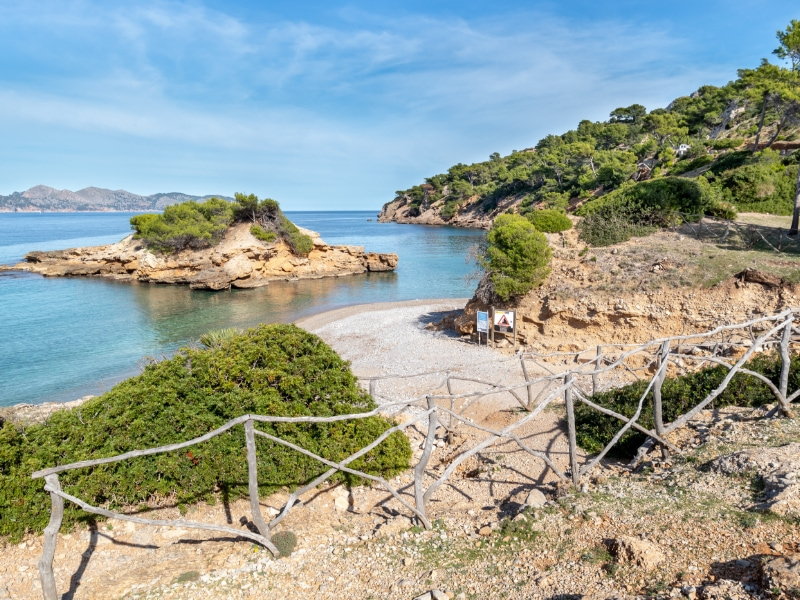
[
  {"left": 670, "top": 212, "right": 800, "bottom": 254},
  {"left": 31, "top": 309, "right": 799, "bottom": 600}
]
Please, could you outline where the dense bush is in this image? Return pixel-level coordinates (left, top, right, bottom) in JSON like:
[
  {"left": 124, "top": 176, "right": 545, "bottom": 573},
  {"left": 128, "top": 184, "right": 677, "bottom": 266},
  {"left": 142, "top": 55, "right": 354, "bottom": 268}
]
[
  {"left": 130, "top": 198, "right": 234, "bottom": 253},
  {"left": 130, "top": 195, "right": 314, "bottom": 256},
  {"left": 0, "top": 325, "right": 411, "bottom": 541},
  {"left": 669, "top": 154, "right": 715, "bottom": 175},
  {"left": 708, "top": 138, "right": 744, "bottom": 150},
  {"left": 575, "top": 352, "right": 798, "bottom": 458},
  {"left": 526, "top": 209, "right": 573, "bottom": 233},
  {"left": 576, "top": 177, "right": 733, "bottom": 246},
  {"left": 709, "top": 151, "right": 798, "bottom": 215},
  {"left": 479, "top": 214, "right": 552, "bottom": 301},
  {"left": 250, "top": 224, "right": 277, "bottom": 243}
]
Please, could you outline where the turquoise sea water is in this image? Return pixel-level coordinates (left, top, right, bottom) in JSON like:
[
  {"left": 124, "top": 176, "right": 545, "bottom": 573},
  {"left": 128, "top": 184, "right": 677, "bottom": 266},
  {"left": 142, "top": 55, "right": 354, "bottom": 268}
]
[{"left": 0, "top": 211, "right": 484, "bottom": 407}]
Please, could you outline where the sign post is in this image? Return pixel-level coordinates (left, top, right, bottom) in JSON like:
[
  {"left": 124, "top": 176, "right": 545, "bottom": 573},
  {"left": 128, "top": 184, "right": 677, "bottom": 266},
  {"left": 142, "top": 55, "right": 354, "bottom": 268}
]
[
  {"left": 476, "top": 311, "right": 488, "bottom": 345},
  {"left": 491, "top": 308, "right": 517, "bottom": 349}
]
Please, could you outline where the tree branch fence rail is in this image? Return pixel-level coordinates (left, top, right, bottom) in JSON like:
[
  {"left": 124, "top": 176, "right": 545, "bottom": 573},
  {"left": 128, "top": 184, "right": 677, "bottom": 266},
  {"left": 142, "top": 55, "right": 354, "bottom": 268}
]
[
  {"left": 670, "top": 212, "right": 800, "bottom": 254},
  {"left": 31, "top": 309, "right": 800, "bottom": 600}
]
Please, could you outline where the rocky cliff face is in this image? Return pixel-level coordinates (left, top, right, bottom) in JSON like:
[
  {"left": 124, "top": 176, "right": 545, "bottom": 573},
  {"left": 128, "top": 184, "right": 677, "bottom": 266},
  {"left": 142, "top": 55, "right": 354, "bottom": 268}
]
[
  {"left": 5, "top": 223, "right": 398, "bottom": 290},
  {"left": 378, "top": 194, "right": 523, "bottom": 229}
]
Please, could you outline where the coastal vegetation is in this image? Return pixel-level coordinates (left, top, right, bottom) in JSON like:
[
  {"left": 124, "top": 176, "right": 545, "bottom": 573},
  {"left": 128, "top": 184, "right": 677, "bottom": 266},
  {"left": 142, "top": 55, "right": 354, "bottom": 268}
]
[
  {"left": 575, "top": 351, "right": 799, "bottom": 458},
  {"left": 0, "top": 325, "right": 410, "bottom": 541},
  {"left": 130, "top": 194, "right": 313, "bottom": 255},
  {"left": 525, "top": 208, "right": 572, "bottom": 233},
  {"left": 575, "top": 176, "right": 734, "bottom": 246},
  {"left": 478, "top": 214, "right": 551, "bottom": 301},
  {"left": 386, "top": 20, "right": 800, "bottom": 239}
]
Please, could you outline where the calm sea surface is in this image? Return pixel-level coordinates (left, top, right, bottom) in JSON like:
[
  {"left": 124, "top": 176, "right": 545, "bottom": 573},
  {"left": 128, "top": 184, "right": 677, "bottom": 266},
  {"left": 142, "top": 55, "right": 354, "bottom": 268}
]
[{"left": 0, "top": 211, "right": 484, "bottom": 407}]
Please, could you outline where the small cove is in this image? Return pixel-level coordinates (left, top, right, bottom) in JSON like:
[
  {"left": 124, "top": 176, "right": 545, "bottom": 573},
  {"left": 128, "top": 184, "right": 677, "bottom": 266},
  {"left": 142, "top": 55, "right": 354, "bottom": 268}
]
[{"left": 0, "top": 211, "right": 484, "bottom": 406}]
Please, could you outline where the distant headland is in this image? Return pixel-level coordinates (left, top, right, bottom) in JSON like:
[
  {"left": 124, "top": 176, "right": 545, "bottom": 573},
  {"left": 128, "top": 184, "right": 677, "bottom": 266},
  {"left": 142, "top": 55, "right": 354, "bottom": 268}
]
[{"left": 0, "top": 185, "right": 232, "bottom": 212}]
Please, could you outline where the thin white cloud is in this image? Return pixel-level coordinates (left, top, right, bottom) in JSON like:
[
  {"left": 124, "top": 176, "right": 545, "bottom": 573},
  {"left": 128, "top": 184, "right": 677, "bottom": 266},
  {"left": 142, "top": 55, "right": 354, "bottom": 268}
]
[{"left": 0, "top": 0, "right": 741, "bottom": 203}]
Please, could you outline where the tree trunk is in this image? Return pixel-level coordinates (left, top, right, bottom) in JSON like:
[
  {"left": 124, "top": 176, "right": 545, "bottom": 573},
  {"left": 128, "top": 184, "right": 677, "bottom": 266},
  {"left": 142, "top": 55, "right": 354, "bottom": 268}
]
[
  {"left": 790, "top": 160, "right": 800, "bottom": 236},
  {"left": 752, "top": 95, "right": 768, "bottom": 155},
  {"left": 709, "top": 99, "right": 739, "bottom": 140},
  {"left": 765, "top": 114, "right": 787, "bottom": 149}
]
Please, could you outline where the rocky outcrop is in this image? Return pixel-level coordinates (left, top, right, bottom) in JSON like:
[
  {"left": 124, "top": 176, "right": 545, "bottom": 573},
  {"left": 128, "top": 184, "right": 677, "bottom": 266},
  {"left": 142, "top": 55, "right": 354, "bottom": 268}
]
[
  {"left": 378, "top": 195, "right": 511, "bottom": 229},
  {"left": 4, "top": 223, "right": 398, "bottom": 290},
  {"left": 449, "top": 227, "right": 800, "bottom": 351},
  {"left": 711, "top": 443, "right": 800, "bottom": 517},
  {"left": 761, "top": 553, "right": 800, "bottom": 597}
]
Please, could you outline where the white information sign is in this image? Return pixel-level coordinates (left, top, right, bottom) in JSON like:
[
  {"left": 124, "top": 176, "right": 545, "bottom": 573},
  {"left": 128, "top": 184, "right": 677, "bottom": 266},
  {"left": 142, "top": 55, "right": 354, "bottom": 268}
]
[{"left": 476, "top": 311, "right": 489, "bottom": 333}]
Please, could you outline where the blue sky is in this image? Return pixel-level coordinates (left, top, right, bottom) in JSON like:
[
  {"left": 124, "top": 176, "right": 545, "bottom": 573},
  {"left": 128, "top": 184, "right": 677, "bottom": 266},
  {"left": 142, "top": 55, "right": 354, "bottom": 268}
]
[{"left": 1, "top": 1, "right": 798, "bottom": 209}]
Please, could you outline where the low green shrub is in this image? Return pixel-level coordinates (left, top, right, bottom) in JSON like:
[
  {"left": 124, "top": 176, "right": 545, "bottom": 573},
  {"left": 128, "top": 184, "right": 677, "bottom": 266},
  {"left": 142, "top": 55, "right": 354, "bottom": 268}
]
[
  {"left": 576, "top": 177, "right": 733, "bottom": 246},
  {"left": 439, "top": 199, "right": 462, "bottom": 220},
  {"left": 250, "top": 225, "right": 277, "bottom": 243},
  {"left": 526, "top": 209, "right": 573, "bottom": 233},
  {"left": 575, "top": 352, "right": 797, "bottom": 458},
  {"left": 234, "top": 194, "right": 313, "bottom": 255},
  {"left": 130, "top": 198, "right": 234, "bottom": 253},
  {"left": 0, "top": 325, "right": 411, "bottom": 541},
  {"left": 670, "top": 154, "right": 715, "bottom": 175},
  {"left": 271, "top": 530, "right": 298, "bottom": 557},
  {"left": 479, "top": 214, "right": 552, "bottom": 301},
  {"left": 198, "top": 327, "right": 241, "bottom": 349},
  {"left": 708, "top": 138, "right": 744, "bottom": 150}
]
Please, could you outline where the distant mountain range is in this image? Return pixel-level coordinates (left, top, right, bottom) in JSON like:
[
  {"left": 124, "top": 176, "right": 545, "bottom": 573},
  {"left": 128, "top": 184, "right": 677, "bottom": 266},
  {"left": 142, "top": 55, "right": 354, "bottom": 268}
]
[{"left": 0, "top": 185, "right": 234, "bottom": 212}]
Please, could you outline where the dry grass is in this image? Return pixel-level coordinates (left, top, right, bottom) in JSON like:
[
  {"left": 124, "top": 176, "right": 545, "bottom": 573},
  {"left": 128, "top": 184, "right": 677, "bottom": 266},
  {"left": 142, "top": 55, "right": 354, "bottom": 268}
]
[
  {"left": 736, "top": 212, "right": 793, "bottom": 228},
  {"left": 554, "top": 228, "right": 800, "bottom": 296}
]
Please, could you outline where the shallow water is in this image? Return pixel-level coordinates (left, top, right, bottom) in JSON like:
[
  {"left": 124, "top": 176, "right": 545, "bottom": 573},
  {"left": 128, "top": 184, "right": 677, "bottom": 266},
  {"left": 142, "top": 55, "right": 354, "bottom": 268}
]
[{"left": 0, "top": 211, "right": 484, "bottom": 406}]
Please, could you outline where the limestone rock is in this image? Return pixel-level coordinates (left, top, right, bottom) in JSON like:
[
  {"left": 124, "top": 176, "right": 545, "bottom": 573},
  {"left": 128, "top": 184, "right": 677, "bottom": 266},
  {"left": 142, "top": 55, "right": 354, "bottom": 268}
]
[
  {"left": 710, "top": 443, "right": 800, "bottom": 517},
  {"left": 375, "top": 515, "right": 411, "bottom": 538},
  {"left": 8, "top": 223, "right": 398, "bottom": 290},
  {"left": 761, "top": 553, "right": 800, "bottom": 597},
  {"left": 363, "top": 252, "right": 398, "bottom": 272},
  {"left": 525, "top": 489, "right": 547, "bottom": 508},
  {"left": 611, "top": 536, "right": 665, "bottom": 570}
]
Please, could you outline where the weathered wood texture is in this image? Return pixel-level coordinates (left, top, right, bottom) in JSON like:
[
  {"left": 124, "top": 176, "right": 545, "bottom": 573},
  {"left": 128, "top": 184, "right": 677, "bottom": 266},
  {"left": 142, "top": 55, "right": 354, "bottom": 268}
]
[{"left": 30, "top": 309, "right": 799, "bottom": 600}]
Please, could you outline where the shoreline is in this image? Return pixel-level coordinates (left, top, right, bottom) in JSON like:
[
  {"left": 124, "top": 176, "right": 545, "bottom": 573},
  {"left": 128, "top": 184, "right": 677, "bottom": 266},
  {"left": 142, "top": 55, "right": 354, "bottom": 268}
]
[
  {"left": 1, "top": 298, "right": 473, "bottom": 421},
  {"left": 294, "top": 297, "right": 470, "bottom": 331}
]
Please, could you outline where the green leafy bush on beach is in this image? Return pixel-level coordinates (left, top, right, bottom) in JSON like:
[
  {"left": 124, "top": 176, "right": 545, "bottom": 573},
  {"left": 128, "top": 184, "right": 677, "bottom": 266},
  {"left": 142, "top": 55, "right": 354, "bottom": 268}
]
[
  {"left": 479, "top": 214, "right": 552, "bottom": 301},
  {"left": 0, "top": 324, "right": 411, "bottom": 542},
  {"left": 575, "top": 352, "right": 798, "bottom": 458}
]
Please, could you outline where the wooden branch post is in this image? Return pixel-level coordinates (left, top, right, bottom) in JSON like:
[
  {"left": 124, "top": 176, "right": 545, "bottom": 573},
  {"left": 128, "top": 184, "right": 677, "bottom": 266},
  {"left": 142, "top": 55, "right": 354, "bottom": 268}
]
[
  {"left": 446, "top": 372, "right": 455, "bottom": 442},
  {"left": 653, "top": 342, "right": 670, "bottom": 458},
  {"left": 369, "top": 379, "right": 377, "bottom": 398},
  {"left": 592, "top": 345, "right": 603, "bottom": 395},
  {"left": 414, "top": 397, "right": 438, "bottom": 528},
  {"left": 564, "top": 374, "right": 580, "bottom": 486},
  {"left": 244, "top": 419, "right": 271, "bottom": 539},
  {"left": 779, "top": 319, "right": 793, "bottom": 416},
  {"left": 38, "top": 474, "right": 63, "bottom": 600},
  {"left": 520, "top": 356, "right": 534, "bottom": 410}
]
